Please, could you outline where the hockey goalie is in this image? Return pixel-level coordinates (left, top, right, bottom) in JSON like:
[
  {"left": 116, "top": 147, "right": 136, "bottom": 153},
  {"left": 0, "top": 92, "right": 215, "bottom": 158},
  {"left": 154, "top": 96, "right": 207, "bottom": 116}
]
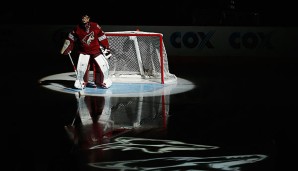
[{"left": 61, "top": 14, "right": 112, "bottom": 89}]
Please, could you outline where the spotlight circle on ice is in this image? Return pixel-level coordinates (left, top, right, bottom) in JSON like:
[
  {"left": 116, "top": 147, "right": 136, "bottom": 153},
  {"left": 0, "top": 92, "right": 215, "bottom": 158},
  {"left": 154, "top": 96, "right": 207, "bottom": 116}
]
[{"left": 38, "top": 72, "right": 195, "bottom": 97}]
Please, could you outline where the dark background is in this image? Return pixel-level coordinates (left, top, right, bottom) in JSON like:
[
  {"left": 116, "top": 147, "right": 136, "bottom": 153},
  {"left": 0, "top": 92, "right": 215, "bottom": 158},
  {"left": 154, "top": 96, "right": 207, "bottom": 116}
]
[{"left": 1, "top": 0, "right": 297, "bottom": 26}]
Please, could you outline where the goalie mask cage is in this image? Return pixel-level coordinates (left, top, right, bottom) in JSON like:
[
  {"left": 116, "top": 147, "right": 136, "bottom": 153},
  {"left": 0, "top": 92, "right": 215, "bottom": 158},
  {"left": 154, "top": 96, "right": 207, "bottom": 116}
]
[{"left": 105, "top": 31, "right": 177, "bottom": 84}]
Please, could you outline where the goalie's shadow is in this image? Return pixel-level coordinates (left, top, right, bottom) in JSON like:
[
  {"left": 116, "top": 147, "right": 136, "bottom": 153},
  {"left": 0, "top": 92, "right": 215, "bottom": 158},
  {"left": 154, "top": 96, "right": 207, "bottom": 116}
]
[{"left": 40, "top": 80, "right": 77, "bottom": 89}]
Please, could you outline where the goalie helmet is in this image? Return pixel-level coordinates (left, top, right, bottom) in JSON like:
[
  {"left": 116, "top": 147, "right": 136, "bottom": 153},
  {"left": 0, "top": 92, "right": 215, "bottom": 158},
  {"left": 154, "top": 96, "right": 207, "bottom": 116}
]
[{"left": 81, "top": 14, "right": 90, "bottom": 24}]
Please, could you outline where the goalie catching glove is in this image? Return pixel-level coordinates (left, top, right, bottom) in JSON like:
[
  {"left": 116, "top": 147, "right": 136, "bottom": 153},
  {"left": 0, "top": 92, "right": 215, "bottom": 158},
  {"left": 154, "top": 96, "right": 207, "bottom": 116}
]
[
  {"left": 101, "top": 46, "right": 112, "bottom": 59},
  {"left": 103, "top": 48, "right": 111, "bottom": 59}
]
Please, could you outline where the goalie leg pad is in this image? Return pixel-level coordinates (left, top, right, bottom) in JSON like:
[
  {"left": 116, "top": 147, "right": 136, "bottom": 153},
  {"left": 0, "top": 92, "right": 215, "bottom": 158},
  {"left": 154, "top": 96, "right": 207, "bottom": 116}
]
[
  {"left": 102, "top": 78, "right": 112, "bottom": 89},
  {"left": 74, "top": 80, "right": 85, "bottom": 89},
  {"left": 94, "top": 54, "right": 112, "bottom": 88},
  {"left": 74, "top": 54, "right": 90, "bottom": 89}
]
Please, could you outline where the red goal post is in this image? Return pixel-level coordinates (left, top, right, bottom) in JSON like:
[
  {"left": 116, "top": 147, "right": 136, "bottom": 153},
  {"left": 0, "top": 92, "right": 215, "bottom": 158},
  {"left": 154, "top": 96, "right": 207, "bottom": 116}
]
[{"left": 105, "top": 31, "right": 177, "bottom": 84}]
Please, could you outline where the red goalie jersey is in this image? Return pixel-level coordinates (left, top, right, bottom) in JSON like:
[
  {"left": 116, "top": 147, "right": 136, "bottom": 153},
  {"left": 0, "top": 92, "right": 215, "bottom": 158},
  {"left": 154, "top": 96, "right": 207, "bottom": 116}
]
[{"left": 62, "top": 22, "right": 110, "bottom": 55}]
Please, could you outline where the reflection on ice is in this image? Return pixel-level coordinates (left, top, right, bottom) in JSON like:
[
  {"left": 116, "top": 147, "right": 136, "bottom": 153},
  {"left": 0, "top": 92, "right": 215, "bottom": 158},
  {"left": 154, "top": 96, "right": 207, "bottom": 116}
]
[
  {"left": 90, "top": 137, "right": 219, "bottom": 153},
  {"left": 64, "top": 92, "right": 171, "bottom": 148},
  {"left": 88, "top": 154, "right": 267, "bottom": 171}
]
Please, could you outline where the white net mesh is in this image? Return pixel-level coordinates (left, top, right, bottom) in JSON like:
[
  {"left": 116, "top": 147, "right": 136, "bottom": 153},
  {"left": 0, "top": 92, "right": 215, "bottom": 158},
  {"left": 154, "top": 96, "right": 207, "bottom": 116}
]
[{"left": 106, "top": 31, "right": 177, "bottom": 84}]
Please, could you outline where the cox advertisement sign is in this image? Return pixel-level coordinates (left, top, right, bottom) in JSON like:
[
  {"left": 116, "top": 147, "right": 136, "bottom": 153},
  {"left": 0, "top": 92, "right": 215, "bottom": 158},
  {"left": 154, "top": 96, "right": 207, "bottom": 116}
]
[{"left": 165, "top": 27, "right": 294, "bottom": 57}]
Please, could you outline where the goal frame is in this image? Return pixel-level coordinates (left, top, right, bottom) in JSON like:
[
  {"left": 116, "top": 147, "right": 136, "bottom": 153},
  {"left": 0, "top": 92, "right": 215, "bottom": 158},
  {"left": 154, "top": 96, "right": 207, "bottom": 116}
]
[{"left": 105, "top": 31, "right": 176, "bottom": 84}]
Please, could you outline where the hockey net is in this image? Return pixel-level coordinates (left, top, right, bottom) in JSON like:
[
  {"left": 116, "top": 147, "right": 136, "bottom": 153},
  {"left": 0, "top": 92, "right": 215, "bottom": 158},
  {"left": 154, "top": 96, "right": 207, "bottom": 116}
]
[{"left": 106, "top": 31, "right": 177, "bottom": 84}]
